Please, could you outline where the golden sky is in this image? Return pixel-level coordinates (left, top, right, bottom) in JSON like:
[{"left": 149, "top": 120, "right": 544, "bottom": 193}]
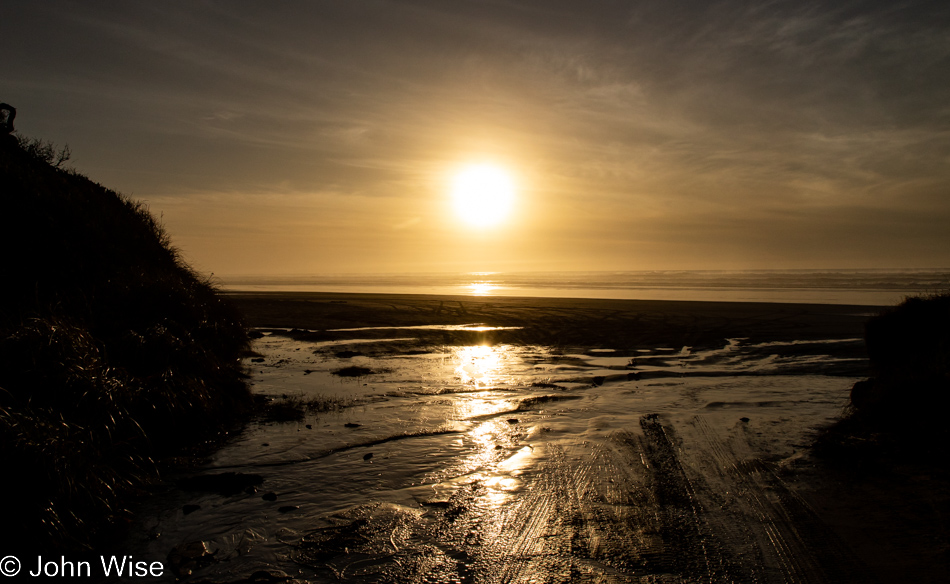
[{"left": 4, "top": 1, "right": 950, "bottom": 275}]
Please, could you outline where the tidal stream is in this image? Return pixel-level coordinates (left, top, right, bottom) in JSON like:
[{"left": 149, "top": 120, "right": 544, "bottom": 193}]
[{"left": 127, "top": 328, "right": 868, "bottom": 583}]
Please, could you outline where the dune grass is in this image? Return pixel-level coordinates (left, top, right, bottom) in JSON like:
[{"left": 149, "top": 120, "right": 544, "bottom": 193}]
[{"left": 0, "top": 135, "right": 252, "bottom": 550}]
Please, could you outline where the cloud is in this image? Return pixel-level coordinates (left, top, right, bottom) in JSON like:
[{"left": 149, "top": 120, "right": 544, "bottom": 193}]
[
  {"left": 392, "top": 217, "right": 422, "bottom": 230},
  {"left": 3, "top": 0, "right": 949, "bottom": 272}
]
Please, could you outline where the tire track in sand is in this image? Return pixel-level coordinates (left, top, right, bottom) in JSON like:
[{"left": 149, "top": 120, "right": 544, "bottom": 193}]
[
  {"left": 684, "top": 415, "right": 878, "bottom": 584},
  {"left": 300, "top": 414, "right": 875, "bottom": 583}
]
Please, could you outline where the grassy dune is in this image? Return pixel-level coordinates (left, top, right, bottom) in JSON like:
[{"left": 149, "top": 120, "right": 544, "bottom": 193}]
[
  {"left": 817, "top": 292, "right": 950, "bottom": 462},
  {"left": 0, "top": 136, "right": 252, "bottom": 550}
]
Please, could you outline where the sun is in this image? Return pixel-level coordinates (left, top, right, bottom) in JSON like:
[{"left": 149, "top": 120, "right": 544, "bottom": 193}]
[{"left": 450, "top": 164, "right": 515, "bottom": 227}]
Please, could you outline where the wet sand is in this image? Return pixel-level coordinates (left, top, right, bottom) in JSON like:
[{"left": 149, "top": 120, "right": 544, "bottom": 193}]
[
  {"left": 229, "top": 292, "right": 877, "bottom": 351},
  {"left": 124, "top": 293, "right": 948, "bottom": 583}
]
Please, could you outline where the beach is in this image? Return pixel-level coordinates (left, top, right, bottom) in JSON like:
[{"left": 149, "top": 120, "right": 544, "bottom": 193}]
[
  {"left": 229, "top": 292, "right": 877, "bottom": 350},
  {"left": 9, "top": 1, "right": 950, "bottom": 578},
  {"left": 124, "top": 293, "right": 947, "bottom": 583}
]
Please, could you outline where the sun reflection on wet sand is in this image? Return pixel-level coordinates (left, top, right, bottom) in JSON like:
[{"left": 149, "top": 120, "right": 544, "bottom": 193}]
[
  {"left": 454, "top": 345, "right": 513, "bottom": 386},
  {"left": 497, "top": 445, "right": 534, "bottom": 474},
  {"left": 470, "top": 446, "right": 534, "bottom": 511},
  {"left": 465, "top": 421, "right": 503, "bottom": 472},
  {"left": 327, "top": 324, "right": 521, "bottom": 332},
  {"left": 453, "top": 395, "right": 511, "bottom": 420}
]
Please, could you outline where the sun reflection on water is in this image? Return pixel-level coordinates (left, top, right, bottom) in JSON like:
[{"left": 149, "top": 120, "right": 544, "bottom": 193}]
[
  {"left": 471, "top": 446, "right": 534, "bottom": 510},
  {"left": 441, "top": 345, "right": 541, "bottom": 518},
  {"left": 497, "top": 445, "right": 533, "bottom": 474},
  {"left": 466, "top": 420, "right": 502, "bottom": 470},
  {"left": 454, "top": 396, "right": 509, "bottom": 420},
  {"left": 468, "top": 282, "right": 498, "bottom": 295},
  {"left": 454, "top": 345, "right": 511, "bottom": 387}
]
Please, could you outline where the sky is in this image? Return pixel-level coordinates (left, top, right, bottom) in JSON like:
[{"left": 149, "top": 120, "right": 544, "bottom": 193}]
[{"left": 3, "top": 0, "right": 949, "bottom": 275}]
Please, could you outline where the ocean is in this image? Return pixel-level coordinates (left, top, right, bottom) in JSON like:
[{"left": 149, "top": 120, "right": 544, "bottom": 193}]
[{"left": 220, "top": 269, "right": 950, "bottom": 306}]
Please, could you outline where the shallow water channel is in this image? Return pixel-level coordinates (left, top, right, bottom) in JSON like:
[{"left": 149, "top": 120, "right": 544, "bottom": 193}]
[{"left": 127, "top": 328, "right": 868, "bottom": 583}]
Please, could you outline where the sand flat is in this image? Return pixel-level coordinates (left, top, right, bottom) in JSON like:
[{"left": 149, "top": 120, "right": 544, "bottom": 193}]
[
  {"left": 124, "top": 293, "right": 949, "bottom": 583},
  {"left": 229, "top": 291, "right": 878, "bottom": 350}
]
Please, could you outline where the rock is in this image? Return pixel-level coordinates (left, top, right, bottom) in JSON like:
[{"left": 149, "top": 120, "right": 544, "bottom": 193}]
[
  {"left": 507, "top": 418, "right": 520, "bottom": 424},
  {"left": 363, "top": 452, "right": 374, "bottom": 461},
  {"left": 344, "top": 422, "right": 361, "bottom": 428},
  {"left": 251, "top": 357, "right": 265, "bottom": 363},
  {"left": 333, "top": 365, "right": 375, "bottom": 377},
  {"left": 261, "top": 492, "right": 278, "bottom": 502},
  {"left": 182, "top": 504, "right": 201, "bottom": 515},
  {"left": 278, "top": 505, "right": 299, "bottom": 513},
  {"left": 740, "top": 417, "right": 750, "bottom": 423}
]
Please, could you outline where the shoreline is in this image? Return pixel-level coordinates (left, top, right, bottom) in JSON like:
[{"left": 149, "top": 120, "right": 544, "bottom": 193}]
[
  {"left": 225, "top": 289, "right": 889, "bottom": 308},
  {"left": 218, "top": 269, "right": 950, "bottom": 307}
]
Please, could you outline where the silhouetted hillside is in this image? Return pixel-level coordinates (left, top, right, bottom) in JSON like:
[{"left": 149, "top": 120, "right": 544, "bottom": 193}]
[
  {"left": 816, "top": 292, "right": 950, "bottom": 462},
  {"left": 0, "top": 134, "right": 251, "bottom": 550}
]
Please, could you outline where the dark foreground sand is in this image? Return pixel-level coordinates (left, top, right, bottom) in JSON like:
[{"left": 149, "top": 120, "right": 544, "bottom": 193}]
[{"left": 181, "top": 293, "right": 947, "bottom": 583}]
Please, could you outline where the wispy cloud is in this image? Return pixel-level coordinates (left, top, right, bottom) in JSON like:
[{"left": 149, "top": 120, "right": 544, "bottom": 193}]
[{"left": 4, "top": 0, "right": 949, "bottom": 272}]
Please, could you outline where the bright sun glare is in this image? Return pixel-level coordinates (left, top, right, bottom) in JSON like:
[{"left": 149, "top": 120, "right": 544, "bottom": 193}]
[{"left": 451, "top": 164, "right": 515, "bottom": 227}]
